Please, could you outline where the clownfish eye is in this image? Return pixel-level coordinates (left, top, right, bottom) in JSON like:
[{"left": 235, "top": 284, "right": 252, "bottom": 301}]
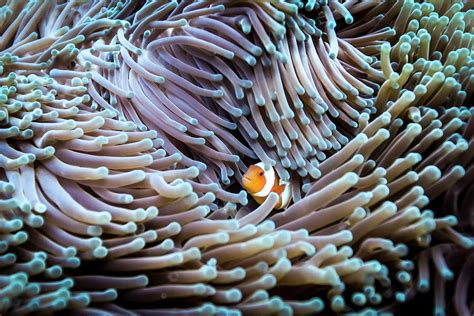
[{"left": 259, "top": 172, "right": 263, "bottom": 176}]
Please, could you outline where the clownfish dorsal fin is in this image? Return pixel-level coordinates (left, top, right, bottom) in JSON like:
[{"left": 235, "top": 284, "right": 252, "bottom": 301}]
[{"left": 253, "top": 162, "right": 276, "bottom": 197}]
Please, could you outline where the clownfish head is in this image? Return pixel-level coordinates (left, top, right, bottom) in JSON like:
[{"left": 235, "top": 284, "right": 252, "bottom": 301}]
[
  {"left": 242, "top": 162, "right": 276, "bottom": 197},
  {"left": 242, "top": 164, "right": 266, "bottom": 195}
]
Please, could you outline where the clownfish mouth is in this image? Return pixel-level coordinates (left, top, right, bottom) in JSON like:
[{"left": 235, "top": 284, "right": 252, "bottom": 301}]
[
  {"left": 242, "top": 174, "right": 260, "bottom": 195},
  {"left": 242, "top": 175, "right": 253, "bottom": 190},
  {"left": 242, "top": 175, "right": 253, "bottom": 183}
]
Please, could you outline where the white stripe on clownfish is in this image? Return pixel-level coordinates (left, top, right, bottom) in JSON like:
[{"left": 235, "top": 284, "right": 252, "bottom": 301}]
[
  {"left": 253, "top": 162, "right": 276, "bottom": 197},
  {"left": 279, "top": 179, "right": 291, "bottom": 209}
]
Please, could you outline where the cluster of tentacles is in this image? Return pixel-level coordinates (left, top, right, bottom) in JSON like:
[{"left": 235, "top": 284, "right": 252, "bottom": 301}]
[{"left": 0, "top": 0, "right": 473, "bottom": 315}]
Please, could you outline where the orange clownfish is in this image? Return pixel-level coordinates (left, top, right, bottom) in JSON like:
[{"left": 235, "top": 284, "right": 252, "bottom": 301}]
[{"left": 242, "top": 162, "right": 292, "bottom": 209}]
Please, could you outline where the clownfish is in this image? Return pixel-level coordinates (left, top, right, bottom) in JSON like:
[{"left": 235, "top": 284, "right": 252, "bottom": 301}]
[{"left": 242, "top": 162, "right": 292, "bottom": 209}]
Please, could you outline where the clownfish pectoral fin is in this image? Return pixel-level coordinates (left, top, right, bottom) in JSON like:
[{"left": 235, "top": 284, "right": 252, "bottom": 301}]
[{"left": 253, "top": 195, "right": 267, "bottom": 205}]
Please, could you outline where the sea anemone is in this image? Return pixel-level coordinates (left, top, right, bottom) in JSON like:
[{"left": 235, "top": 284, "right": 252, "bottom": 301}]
[
  {"left": 117, "top": 1, "right": 381, "bottom": 189},
  {"left": 0, "top": 0, "right": 473, "bottom": 315}
]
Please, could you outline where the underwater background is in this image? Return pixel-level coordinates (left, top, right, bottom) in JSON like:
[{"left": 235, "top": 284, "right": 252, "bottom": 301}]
[{"left": 0, "top": 0, "right": 473, "bottom": 315}]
